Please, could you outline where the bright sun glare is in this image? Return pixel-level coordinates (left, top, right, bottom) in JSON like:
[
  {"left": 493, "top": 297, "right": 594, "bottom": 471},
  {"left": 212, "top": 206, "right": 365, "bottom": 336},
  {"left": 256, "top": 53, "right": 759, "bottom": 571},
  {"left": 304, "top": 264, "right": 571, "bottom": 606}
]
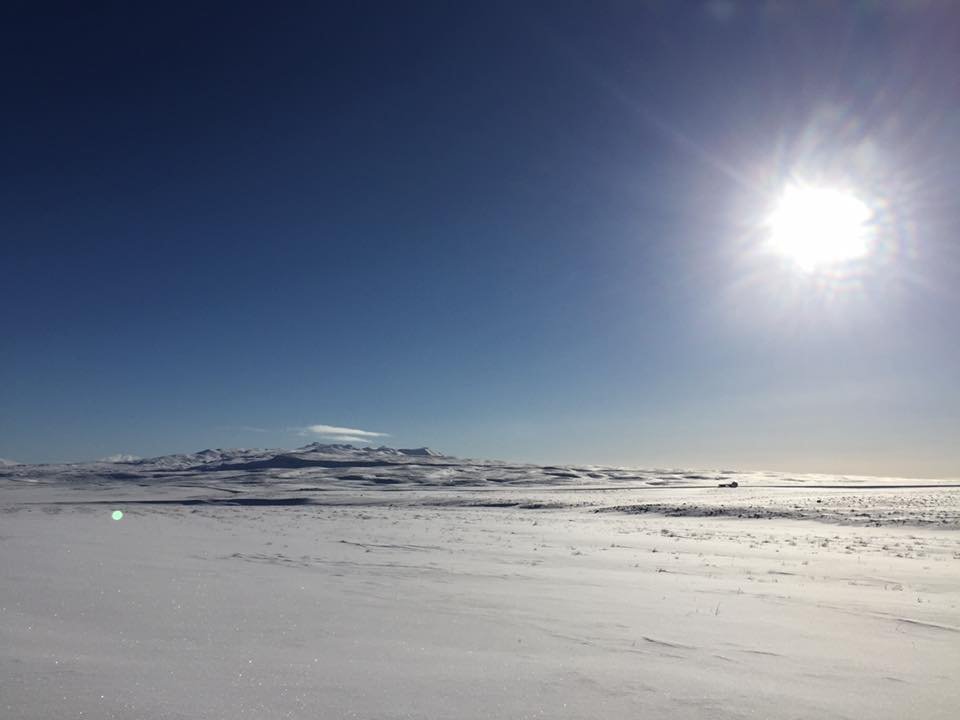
[{"left": 768, "top": 186, "right": 872, "bottom": 271}]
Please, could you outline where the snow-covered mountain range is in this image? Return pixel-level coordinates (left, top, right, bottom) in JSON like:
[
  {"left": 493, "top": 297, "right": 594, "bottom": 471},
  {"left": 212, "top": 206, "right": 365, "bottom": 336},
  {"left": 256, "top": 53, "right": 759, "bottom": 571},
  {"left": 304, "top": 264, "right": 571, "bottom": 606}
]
[
  {"left": 0, "top": 443, "right": 445, "bottom": 473},
  {"left": 1, "top": 441, "right": 957, "bottom": 529},
  {"left": 0, "top": 442, "right": 945, "bottom": 493}
]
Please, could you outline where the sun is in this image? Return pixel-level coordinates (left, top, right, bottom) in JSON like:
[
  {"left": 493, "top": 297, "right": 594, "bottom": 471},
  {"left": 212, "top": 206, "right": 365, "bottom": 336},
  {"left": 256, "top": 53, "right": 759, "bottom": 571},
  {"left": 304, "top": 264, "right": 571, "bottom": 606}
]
[{"left": 767, "top": 186, "right": 872, "bottom": 271}]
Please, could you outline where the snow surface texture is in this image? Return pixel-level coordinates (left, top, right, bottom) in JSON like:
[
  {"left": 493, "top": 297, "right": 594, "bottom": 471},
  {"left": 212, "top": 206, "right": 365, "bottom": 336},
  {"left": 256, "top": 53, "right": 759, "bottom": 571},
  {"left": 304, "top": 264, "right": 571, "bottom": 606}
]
[{"left": 2, "top": 444, "right": 959, "bottom": 719}]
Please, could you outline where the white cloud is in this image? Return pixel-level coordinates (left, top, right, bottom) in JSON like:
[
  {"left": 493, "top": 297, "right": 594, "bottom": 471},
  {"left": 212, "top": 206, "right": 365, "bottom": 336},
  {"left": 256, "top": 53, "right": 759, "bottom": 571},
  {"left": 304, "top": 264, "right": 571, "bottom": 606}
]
[{"left": 298, "top": 424, "right": 389, "bottom": 443}]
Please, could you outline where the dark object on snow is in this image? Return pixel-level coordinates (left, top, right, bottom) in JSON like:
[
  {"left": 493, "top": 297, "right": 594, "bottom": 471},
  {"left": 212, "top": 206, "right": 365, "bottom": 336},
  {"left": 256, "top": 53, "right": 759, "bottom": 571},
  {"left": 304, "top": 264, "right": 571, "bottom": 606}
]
[{"left": 718, "top": 480, "right": 739, "bottom": 488}]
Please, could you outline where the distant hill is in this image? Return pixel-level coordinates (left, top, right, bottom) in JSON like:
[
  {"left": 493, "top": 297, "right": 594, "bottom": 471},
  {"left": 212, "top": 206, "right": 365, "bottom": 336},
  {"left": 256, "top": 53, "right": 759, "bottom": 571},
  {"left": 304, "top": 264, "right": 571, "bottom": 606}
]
[{"left": 0, "top": 444, "right": 937, "bottom": 499}]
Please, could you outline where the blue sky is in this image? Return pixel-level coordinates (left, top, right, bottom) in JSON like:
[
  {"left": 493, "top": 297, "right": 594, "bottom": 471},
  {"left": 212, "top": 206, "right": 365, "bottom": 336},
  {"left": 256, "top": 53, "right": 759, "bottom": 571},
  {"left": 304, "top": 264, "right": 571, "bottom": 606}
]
[{"left": 2, "top": 2, "right": 958, "bottom": 476}]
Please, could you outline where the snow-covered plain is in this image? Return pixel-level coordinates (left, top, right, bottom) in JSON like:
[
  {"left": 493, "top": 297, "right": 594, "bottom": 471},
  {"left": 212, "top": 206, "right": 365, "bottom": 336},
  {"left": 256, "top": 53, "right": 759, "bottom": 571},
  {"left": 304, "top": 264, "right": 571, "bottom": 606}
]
[{"left": 2, "top": 444, "right": 959, "bottom": 719}]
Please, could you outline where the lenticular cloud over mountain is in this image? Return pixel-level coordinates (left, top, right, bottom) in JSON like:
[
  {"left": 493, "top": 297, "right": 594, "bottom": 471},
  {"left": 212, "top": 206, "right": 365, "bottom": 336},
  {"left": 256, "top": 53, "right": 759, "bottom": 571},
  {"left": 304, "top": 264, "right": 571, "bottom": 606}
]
[{"left": 298, "top": 424, "right": 390, "bottom": 443}]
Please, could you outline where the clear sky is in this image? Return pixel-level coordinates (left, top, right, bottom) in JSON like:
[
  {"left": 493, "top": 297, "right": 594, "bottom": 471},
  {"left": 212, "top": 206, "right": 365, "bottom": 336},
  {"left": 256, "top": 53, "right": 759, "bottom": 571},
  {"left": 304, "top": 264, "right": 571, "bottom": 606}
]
[{"left": 2, "top": 2, "right": 958, "bottom": 476}]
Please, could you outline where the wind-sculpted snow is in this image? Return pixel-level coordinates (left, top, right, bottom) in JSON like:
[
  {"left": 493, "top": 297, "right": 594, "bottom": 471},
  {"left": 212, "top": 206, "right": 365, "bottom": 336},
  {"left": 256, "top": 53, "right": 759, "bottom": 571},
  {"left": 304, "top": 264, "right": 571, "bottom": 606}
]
[{"left": 2, "top": 444, "right": 960, "bottom": 719}]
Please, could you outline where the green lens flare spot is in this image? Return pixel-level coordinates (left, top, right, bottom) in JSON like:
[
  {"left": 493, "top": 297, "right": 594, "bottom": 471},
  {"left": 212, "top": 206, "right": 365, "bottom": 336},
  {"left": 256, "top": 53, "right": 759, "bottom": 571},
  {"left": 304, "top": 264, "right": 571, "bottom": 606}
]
[{"left": 111, "top": 510, "right": 124, "bottom": 521}]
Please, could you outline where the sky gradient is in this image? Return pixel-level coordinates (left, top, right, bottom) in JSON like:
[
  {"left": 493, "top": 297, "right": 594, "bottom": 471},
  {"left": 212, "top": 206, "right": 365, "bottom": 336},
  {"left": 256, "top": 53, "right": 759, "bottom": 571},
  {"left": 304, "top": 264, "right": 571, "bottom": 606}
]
[{"left": 3, "top": 2, "right": 959, "bottom": 476}]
